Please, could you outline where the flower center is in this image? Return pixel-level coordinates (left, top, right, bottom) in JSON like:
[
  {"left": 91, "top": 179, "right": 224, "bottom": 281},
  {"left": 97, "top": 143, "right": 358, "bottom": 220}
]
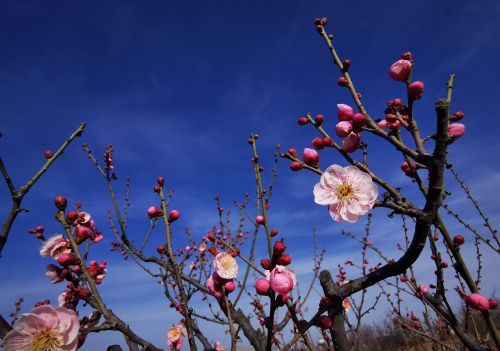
[
  {"left": 31, "top": 330, "right": 60, "bottom": 351},
  {"left": 221, "top": 257, "right": 233, "bottom": 270},
  {"left": 335, "top": 183, "right": 353, "bottom": 200}
]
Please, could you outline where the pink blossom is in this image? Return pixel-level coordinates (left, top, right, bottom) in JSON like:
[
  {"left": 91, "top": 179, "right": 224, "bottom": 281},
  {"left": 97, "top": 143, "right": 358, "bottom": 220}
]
[
  {"left": 337, "top": 104, "right": 354, "bottom": 121},
  {"left": 313, "top": 164, "right": 378, "bottom": 222},
  {"left": 214, "top": 252, "right": 238, "bottom": 279},
  {"left": 341, "top": 132, "right": 360, "bottom": 153},
  {"left": 447, "top": 123, "right": 465, "bottom": 143},
  {"left": 2, "top": 305, "right": 79, "bottom": 351},
  {"left": 268, "top": 265, "right": 296, "bottom": 295},
  {"left": 466, "top": 293, "right": 490, "bottom": 312},
  {"left": 214, "top": 341, "right": 225, "bottom": 351},
  {"left": 255, "top": 277, "right": 271, "bottom": 295},
  {"left": 40, "top": 234, "right": 72, "bottom": 259},
  {"left": 335, "top": 121, "right": 353, "bottom": 138},
  {"left": 418, "top": 285, "right": 429, "bottom": 295},
  {"left": 45, "top": 264, "right": 64, "bottom": 284},
  {"left": 206, "top": 274, "right": 223, "bottom": 298},
  {"left": 302, "top": 148, "right": 319, "bottom": 167},
  {"left": 389, "top": 59, "right": 411, "bottom": 81}
]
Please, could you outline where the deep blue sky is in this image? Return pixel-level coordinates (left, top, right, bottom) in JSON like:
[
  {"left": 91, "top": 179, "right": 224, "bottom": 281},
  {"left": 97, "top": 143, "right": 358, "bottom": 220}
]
[{"left": 1, "top": 1, "right": 499, "bottom": 349}]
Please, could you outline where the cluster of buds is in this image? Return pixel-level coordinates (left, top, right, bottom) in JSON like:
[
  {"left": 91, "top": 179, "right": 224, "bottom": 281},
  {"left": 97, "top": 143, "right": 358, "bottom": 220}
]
[
  {"left": 103, "top": 144, "right": 115, "bottom": 171},
  {"left": 388, "top": 53, "right": 424, "bottom": 100},
  {"left": 335, "top": 104, "right": 363, "bottom": 153},
  {"left": 378, "top": 98, "right": 410, "bottom": 131},
  {"left": 27, "top": 225, "right": 45, "bottom": 241},
  {"left": 87, "top": 260, "right": 107, "bottom": 285},
  {"left": 58, "top": 283, "right": 91, "bottom": 310},
  {"left": 255, "top": 241, "right": 296, "bottom": 305}
]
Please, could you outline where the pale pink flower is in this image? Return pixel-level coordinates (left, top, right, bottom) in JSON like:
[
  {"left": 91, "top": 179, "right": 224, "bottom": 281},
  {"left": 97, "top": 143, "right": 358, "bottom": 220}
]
[
  {"left": 2, "top": 305, "right": 79, "bottom": 351},
  {"left": 337, "top": 104, "right": 354, "bottom": 121},
  {"left": 389, "top": 59, "right": 411, "bottom": 81},
  {"left": 213, "top": 252, "right": 238, "bottom": 279},
  {"left": 167, "top": 326, "right": 182, "bottom": 342},
  {"left": 167, "top": 324, "right": 186, "bottom": 350},
  {"left": 45, "top": 264, "right": 64, "bottom": 284},
  {"left": 214, "top": 341, "right": 225, "bottom": 351},
  {"left": 268, "top": 265, "right": 296, "bottom": 295},
  {"left": 313, "top": 164, "right": 378, "bottom": 222},
  {"left": 342, "top": 299, "right": 351, "bottom": 312},
  {"left": 40, "top": 234, "right": 72, "bottom": 259},
  {"left": 58, "top": 291, "right": 70, "bottom": 308}
]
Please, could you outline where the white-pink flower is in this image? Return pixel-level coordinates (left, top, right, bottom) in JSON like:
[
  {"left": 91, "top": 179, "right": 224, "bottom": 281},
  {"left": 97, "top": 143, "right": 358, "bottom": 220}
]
[
  {"left": 213, "top": 252, "right": 238, "bottom": 279},
  {"left": 167, "top": 323, "right": 186, "bottom": 350},
  {"left": 40, "top": 234, "right": 72, "bottom": 259},
  {"left": 2, "top": 305, "right": 79, "bottom": 351},
  {"left": 313, "top": 164, "right": 378, "bottom": 222},
  {"left": 214, "top": 341, "right": 225, "bottom": 351}
]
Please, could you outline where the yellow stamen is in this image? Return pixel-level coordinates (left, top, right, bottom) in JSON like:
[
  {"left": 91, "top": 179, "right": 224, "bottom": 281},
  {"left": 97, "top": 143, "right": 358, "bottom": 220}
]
[
  {"left": 335, "top": 183, "right": 353, "bottom": 200},
  {"left": 31, "top": 331, "right": 60, "bottom": 351}
]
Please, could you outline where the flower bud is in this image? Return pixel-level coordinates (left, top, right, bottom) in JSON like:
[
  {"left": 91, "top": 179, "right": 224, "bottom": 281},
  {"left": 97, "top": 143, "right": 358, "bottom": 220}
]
[
  {"left": 57, "top": 253, "right": 79, "bottom": 267},
  {"left": 453, "top": 235, "right": 465, "bottom": 246},
  {"left": 224, "top": 280, "right": 235, "bottom": 293},
  {"left": 447, "top": 123, "right": 465, "bottom": 143},
  {"left": 335, "top": 121, "right": 353, "bottom": 138},
  {"left": 54, "top": 196, "right": 67, "bottom": 211},
  {"left": 256, "top": 215, "right": 265, "bottom": 225},
  {"left": 157, "top": 177, "right": 165, "bottom": 186},
  {"left": 341, "top": 133, "right": 360, "bottom": 153},
  {"left": 489, "top": 299, "right": 498, "bottom": 310},
  {"left": 408, "top": 81, "right": 424, "bottom": 100},
  {"left": 287, "top": 148, "right": 297, "bottom": 158},
  {"left": 273, "top": 241, "right": 286, "bottom": 255},
  {"left": 418, "top": 285, "right": 429, "bottom": 295},
  {"left": 315, "top": 114, "right": 324, "bottom": 126},
  {"left": 297, "top": 117, "right": 308, "bottom": 125},
  {"left": 169, "top": 210, "right": 181, "bottom": 221},
  {"left": 302, "top": 148, "right": 319, "bottom": 167},
  {"left": 352, "top": 113, "right": 365, "bottom": 126},
  {"left": 322, "top": 137, "right": 334, "bottom": 146},
  {"left": 315, "top": 315, "right": 333, "bottom": 329},
  {"left": 44, "top": 150, "right": 54, "bottom": 159},
  {"left": 337, "top": 77, "right": 348, "bottom": 87},
  {"left": 337, "top": 104, "right": 354, "bottom": 121},
  {"left": 450, "top": 111, "right": 465, "bottom": 122},
  {"left": 147, "top": 206, "right": 160, "bottom": 219},
  {"left": 270, "top": 228, "right": 279, "bottom": 237},
  {"left": 260, "top": 259, "right": 271, "bottom": 270},
  {"left": 389, "top": 59, "right": 411, "bottom": 81},
  {"left": 466, "top": 293, "right": 490, "bottom": 312},
  {"left": 255, "top": 278, "right": 271, "bottom": 295},
  {"left": 276, "top": 253, "right": 291, "bottom": 266},
  {"left": 312, "top": 137, "right": 325, "bottom": 150}
]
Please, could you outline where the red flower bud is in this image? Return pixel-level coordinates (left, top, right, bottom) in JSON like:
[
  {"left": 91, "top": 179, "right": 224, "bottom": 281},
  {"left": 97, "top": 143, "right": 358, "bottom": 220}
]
[
  {"left": 273, "top": 241, "right": 286, "bottom": 255},
  {"left": 157, "top": 177, "right": 165, "bottom": 186},
  {"left": 44, "top": 150, "right": 54, "bottom": 159},
  {"left": 312, "top": 137, "right": 325, "bottom": 150},
  {"left": 389, "top": 59, "right": 411, "bottom": 81},
  {"left": 169, "top": 210, "right": 181, "bottom": 221},
  {"left": 315, "top": 114, "right": 324, "bottom": 126},
  {"left": 153, "top": 186, "right": 161, "bottom": 193},
  {"left": 57, "top": 253, "right": 79, "bottom": 267},
  {"left": 316, "top": 315, "right": 333, "bottom": 329},
  {"left": 408, "top": 81, "right": 424, "bottom": 100},
  {"left": 302, "top": 148, "right": 319, "bottom": 167},
  {"left": 270, "top": 228, "right": 279, "bottom": 237},
  {"left": 65, "top": 211, "right": 79, "bottom": 225},
  {"left": 289, "top": 162, "right": 303, "bottom": 171},
  {"left": 54, "top": 196, "right": 67, "bottom": 211},
  {"left": 255, "top": 278, "right": 270, "bottom": 295},
  {"left": 342, "top": 59, "right": 350, "bottom": 71},
  {"left": 453, "top": 235, "right": 465, "bottom": 246},
  {"left": 450, "top": 111, "right": 464, "bottom": 122},
  {"left": 147, "top": 206, "right": 160, "bottom": 219},
  {"left": 287, "top": 148, "right": 297, "bottom": 158},
  {"left": 338, "top": 77, "right": 348, "bottom": 87},
  {"left": 297, "top": 117, "right": 308, "bottom": 125},
  {"left": 489, "top": 299, "right": 498, "bottom": 310},
  {"left": 276, "top": 253, "right": 291, "bottom": 266},
  {"left": 256, "top": 215, "right": 265, "bottom": 225},
  {"left": 260, "top": 259, "right": 271, "bottom": 270}
]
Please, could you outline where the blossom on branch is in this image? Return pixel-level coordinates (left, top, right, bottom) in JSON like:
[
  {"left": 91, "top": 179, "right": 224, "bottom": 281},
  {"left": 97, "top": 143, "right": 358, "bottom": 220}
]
[
  {"left": 2, "top": 305, "right": 79, "bottom": 351},
  {"left": 213, "top": 252, "right": 238, "bottom": 279},
  {"left": 313, "top": 164, "right": 378, "bottom": 223}
]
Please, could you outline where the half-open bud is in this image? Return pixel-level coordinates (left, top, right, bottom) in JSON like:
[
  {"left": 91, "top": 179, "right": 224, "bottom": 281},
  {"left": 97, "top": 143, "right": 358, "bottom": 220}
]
[{"left": 389, "top": 59, "right": 411, "bottom": 81}]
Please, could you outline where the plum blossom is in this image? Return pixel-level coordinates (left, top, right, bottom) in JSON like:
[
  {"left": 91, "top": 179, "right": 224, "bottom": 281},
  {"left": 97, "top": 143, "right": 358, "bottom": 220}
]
[
  {"left": 214, "top": 341, "right": 225, "bottom": 351},
  {"left": 313, "top": 164, "right": 378, "bottom": 223},
  {"left": 2, "top": 305, "right": 79, "bottom": 351},
  {"left": 467, "top": 293, "right": 490, "bottom": 312},
  {"left": 267, "top": 265, "right": 296, "bottom": 296},
  {"left": 167, "top": 323, "right": 187, "bottom": 350},
  {"left": 40, "top": 234, "right": 72, "bottom": 259},
  {"left": 213, "top": 252, "right": 238, "bottom": 279},
  {"left": 389, "top": 59, "right": 411, "bottom": 81}
]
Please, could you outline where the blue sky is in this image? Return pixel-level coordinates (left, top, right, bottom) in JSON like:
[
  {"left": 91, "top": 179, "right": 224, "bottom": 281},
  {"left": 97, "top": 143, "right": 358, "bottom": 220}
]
[{"left": 1, "top": 1, "right": 500, "bottom": 349}]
